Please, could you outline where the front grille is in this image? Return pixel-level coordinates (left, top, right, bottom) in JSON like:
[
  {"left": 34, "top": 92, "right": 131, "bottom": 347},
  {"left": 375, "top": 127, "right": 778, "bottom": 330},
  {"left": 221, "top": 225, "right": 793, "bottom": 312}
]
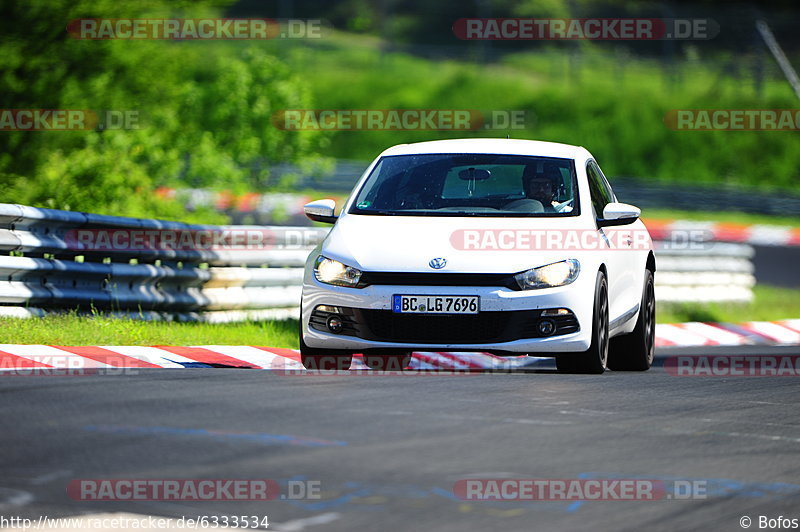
[
  {"left": 363, "top": 310, "right": 513, "bottom": 343},
  {"left": 357, "top": 272, "right": 519, "bottom": 290},
  {"left": 309, "top": 305, "right": 579, "bottom": 344},
  {"left": 357, "top": 309, "right": 579, "bottom": 344}
]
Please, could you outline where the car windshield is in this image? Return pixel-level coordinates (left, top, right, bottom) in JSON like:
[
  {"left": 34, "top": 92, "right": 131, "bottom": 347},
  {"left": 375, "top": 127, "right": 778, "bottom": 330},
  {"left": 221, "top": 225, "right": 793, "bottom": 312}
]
[{"left": 349, "top": 153, "right": 579, "bottom": 217}]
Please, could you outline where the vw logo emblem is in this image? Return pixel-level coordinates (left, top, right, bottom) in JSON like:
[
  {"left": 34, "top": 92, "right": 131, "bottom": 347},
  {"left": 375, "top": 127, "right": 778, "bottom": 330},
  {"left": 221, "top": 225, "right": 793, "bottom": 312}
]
[{"left": 429, "top": 257, "right": 447, "bottom": 269}]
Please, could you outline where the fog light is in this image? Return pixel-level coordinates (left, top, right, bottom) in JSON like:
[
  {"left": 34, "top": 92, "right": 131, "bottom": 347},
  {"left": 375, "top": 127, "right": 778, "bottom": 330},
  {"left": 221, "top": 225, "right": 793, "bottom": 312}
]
[
  {"left": 317, "top": 305, "right": 341, "bottom": 313},
  {"left": 541, "top": 308, "right": 570, "bottom": 316},
  {"left": 327, "top": 316, "right": 344, "bottom": 333},
  {"left": 538, "top": 319, "right": 556, "bottom": 336}
]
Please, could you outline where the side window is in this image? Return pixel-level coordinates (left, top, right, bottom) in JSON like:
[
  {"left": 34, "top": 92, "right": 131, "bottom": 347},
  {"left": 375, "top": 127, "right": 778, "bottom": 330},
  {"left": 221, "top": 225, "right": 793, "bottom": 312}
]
[{"left": 586, "top": 162, "right": 610, "bottom": 218}]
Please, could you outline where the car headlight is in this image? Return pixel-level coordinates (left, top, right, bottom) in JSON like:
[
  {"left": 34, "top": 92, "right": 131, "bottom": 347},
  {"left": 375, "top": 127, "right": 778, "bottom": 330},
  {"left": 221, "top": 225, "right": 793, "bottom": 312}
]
[
  {"left": 514, "top": 259, "right": 580, "bottom": 290},
  {"left": 314, "top": 256, "right": 363, "bottom": 287}
]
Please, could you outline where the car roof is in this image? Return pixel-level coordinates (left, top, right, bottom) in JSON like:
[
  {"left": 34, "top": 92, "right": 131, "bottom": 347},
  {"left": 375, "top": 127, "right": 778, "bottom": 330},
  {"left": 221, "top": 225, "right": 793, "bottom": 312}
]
[{"left": 378, "top": 138, "right": 591, "bottom": 161}]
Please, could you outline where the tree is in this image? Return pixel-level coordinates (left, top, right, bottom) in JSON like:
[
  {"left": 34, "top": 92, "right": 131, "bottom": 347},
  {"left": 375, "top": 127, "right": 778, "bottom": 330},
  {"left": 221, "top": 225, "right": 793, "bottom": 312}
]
[{"left": 0, "top": 0, "right": 327, "bottom": 220}]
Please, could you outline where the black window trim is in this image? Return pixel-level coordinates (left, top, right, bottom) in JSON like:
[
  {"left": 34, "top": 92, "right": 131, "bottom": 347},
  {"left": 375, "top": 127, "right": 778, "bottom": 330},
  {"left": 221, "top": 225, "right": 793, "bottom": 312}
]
[
  {"left": 585, "top": 160, "right": 608, "bottom": 219},
  {"left": 589, "top": 159, "right": 618, "bottom": 203}
]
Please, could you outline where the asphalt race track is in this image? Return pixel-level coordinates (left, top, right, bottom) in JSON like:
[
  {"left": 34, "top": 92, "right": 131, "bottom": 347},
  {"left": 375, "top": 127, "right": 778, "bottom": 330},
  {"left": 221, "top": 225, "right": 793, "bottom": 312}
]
[{"left": 1, "top": 347, "right": 799, "bottom": 532}]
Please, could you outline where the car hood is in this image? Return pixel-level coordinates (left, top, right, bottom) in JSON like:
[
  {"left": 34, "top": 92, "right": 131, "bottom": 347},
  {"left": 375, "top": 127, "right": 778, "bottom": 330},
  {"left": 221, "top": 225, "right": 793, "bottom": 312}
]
[{"left": 320, "top": 214, "right": 595, "bottom": 274}]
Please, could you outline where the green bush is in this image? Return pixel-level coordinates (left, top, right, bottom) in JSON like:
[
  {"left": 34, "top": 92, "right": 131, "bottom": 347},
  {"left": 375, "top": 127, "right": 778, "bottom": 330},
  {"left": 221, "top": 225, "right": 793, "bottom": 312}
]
[{"left": 0, "top": 0, "right": 328, "bottom": 221}]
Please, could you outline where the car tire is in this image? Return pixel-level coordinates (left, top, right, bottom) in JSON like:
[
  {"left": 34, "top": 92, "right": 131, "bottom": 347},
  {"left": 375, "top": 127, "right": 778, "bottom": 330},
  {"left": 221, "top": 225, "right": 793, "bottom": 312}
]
[
  {"left": 608, "top": 269, "right": 655, "bottom": 371},
  {"left": 363, "top": 353, "right": 413, "bottom": 371},
  {"left": 299, "top": 336, "right": 353, "bottom": 370},
  {"left": 557, "top": 270, "right": 608, "bottom": 374}
]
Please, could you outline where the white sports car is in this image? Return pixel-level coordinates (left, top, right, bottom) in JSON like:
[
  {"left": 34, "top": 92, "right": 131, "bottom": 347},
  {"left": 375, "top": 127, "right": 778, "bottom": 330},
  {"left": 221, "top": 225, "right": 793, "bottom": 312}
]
[{"left": 300, "top": 139, "right": 655, "bottom": 374}]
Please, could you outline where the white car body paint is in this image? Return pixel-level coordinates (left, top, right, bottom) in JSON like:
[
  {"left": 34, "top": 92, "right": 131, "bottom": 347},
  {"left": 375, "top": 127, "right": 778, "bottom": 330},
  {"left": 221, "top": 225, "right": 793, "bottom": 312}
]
[{"left": 302, "top": 139, "right": 653, "bottom": 356}]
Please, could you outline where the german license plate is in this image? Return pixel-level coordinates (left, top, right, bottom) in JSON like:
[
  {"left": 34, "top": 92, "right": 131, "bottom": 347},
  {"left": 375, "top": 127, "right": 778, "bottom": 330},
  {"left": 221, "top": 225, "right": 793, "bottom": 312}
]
[{"left": 392, "top": 295, "right": 479, "bottom": 314}]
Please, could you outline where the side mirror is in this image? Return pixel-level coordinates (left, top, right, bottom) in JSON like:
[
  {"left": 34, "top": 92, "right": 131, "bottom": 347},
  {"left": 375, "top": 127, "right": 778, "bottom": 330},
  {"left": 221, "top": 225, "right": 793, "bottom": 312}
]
[
  {"left": 597, "top": 202, "right": 640, "bottom": 227},
  {"left": 304, "top": 199, "right": 338, "bottom": 224}
]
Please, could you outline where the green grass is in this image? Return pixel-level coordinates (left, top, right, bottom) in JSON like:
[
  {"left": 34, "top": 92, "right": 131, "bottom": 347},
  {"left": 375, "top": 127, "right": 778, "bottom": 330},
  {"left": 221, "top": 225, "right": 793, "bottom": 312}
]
[
  {"left": 0, "top": 315, "right": 300, "bottom": 347},
  {"left": 1, "top": 284, "right": 798, "bottom": 346},
  {"left": 657, "top": 285, "right": 800, "bottom": 324}
]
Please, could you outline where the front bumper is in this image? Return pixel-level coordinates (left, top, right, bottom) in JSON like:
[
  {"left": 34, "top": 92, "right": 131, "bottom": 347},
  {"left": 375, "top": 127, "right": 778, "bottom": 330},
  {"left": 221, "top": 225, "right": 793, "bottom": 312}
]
[{"left": 301, "top": 274, "right": 596, "bottom": 353}]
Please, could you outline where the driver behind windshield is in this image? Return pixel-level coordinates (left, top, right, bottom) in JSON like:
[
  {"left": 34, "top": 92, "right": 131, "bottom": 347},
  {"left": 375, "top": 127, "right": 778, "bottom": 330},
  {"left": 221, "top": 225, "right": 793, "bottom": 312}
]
[{"left": 521, "top": 163, "right": 561, "bottom": 213}]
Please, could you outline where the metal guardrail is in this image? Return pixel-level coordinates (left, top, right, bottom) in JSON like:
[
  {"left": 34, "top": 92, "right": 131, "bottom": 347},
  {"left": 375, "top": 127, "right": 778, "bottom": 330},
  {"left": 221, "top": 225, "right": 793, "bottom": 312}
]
[
  {"left": 0, "top": 203, "right": 327, "bottom": 322},
  {"left": 654, "top": 241, "right": 755, "bottom": 303},
  {"left": 0, "top": 203, "right": 754, "bottom": 321}
]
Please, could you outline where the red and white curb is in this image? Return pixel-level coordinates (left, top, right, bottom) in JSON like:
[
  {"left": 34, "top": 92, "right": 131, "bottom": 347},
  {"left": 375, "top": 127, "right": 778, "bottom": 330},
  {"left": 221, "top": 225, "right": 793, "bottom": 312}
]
[
  {"left": 0, "top": 320, "right": 798, "bottom": 371},
  {"left": 0, "top": 345, "right": 537, "bottom": 371},
  {"left": 644, "top": 219, "right": 800, "bottom": 247},
  {"left": 655, "top": 320, "right": 800, "bottom": 348}
]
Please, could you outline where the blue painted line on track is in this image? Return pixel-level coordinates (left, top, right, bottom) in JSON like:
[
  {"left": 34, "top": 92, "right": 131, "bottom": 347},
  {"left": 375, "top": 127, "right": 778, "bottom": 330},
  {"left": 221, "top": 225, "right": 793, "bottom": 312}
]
[
  {"left": 162, "top": 358, "right": 215, "bottom": 368},
  {"left": 83, "top": 424, "right": 348, "bottom": 447}
]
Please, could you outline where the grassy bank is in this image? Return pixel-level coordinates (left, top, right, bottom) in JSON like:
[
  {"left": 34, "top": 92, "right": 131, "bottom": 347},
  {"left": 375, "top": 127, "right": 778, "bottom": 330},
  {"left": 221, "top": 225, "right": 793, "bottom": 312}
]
[
  {"left": 657, "top": 285, "right": 800, "bottom": 324},
  {"left": 258, "top": 31, "right": 800, "bottom": 192},
  {"left": 0, "top": 284, "right": 798, "bottom": 346},
  {"left": 0, "top": 315, "right": 298, "bottom": 347}
]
